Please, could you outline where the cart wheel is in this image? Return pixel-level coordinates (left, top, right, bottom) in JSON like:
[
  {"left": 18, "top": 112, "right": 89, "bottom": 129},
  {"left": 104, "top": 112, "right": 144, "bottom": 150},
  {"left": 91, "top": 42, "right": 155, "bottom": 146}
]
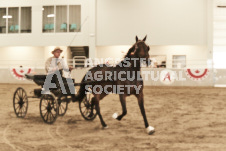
[
  {"left": 58, "top": 96, "right": 68, "bottom": 116},
  {"left": 13, "top": 87, "right": 28, "bottom": 118},
  {"left": 40, "top": 94, "right": 58, "bottom": 124},
  {"left": 79, "top": 93, "right": 97, "bottom": 121}
]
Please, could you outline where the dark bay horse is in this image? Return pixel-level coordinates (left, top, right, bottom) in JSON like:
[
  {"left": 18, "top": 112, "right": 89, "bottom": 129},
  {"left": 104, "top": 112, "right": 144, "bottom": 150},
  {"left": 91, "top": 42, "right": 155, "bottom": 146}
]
[{"left": 76, "top": 36, "right": 155, "bottom": 134}]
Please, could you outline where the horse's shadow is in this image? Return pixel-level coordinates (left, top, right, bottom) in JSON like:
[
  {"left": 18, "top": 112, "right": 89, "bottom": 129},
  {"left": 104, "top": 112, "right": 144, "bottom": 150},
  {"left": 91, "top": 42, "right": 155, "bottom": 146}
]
[
  {"left": 9, "top": 111, "right": 96, "bottom": 128},
  {"left": 23, "top": 114, "right": 44, "bottom": 124},
  {"left": 66, "top": 115, "right": 84, "bottom": 124},
  {"left": 7, "top": 111, "right": 42, "bottom": 124}
]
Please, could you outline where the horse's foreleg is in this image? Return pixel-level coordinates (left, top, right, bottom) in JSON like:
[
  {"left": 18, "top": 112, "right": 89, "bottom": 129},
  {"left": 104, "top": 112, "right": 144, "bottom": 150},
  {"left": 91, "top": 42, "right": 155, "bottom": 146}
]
[
  {"left": 136, "top": 92, "right": 155, "bottom": 134},
  {"left": 114, "top": 94, "right": 127, "bottom": 121},
  {"left": 94, "top": 97, "right": 107, "bottom": 128},
  {"left": 88, "top": 97, "right": 95, "bottom": 117}
]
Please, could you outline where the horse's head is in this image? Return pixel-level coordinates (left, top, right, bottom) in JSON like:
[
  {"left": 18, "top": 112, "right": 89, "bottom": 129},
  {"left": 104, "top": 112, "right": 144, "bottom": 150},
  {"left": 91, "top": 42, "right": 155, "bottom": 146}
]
[
  {"left": 124, "top": 35, "right": 151, "bottom": 66},
  {"left": 133, "top": 35, "right": 150, "bottom": 59},
  {"left": 129, "top": 35, "right": 150, "bottom": 66}
]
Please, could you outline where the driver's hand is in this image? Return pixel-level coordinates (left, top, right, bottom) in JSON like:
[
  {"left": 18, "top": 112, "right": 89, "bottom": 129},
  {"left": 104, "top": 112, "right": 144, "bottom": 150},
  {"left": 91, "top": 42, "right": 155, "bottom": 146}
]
[{"left": 69, "top": 66, "right": 73, "bottom": 71}]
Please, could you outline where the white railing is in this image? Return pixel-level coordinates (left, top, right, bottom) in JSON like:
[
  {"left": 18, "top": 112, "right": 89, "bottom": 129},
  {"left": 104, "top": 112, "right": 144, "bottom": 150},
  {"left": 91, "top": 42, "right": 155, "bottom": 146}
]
[
  {"left": 72, "top": 56, "right": 86, "bottom": 67},
  {"left": 0, "top": 58, "right": 214, "bottom": 69}
]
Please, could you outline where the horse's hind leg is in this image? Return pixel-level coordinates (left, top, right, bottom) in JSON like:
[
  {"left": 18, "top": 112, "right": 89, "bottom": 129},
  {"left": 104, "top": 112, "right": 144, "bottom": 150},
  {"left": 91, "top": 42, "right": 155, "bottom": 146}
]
[
  {"left": 114, "top": 94, "right": 127, "bottom": 121},
  {"left": 136, "top": 92, "right": 155, "bottom": 134},
  {"left": 93, "top": 96, "right": 107, "bottom": 128}
]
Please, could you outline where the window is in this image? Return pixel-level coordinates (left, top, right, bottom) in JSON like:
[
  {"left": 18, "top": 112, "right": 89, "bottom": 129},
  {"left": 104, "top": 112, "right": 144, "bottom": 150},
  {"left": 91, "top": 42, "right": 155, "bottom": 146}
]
[
  {"left": 21, "top": 7, "right": 32, "bottom": 33},
  {"left": 0, "top": 7, "right": 31, "bottom": 34},
  {"left": 173, "top": 55, "right": 186, "bottom": 68},
  {"left": 150, "top": 55, "right": 166, "bottom": 68},
  {"left": 42, "top": 5, "right": 81, "bottom": 33},
  {"left": 0, "top": 8, "right": 6, "bottom": 34},
  {"left": 56, "top": 6, "right": 67, "bottom": 32},
  {"left": 43, "top": 6, "right": 54, "bottom": 33},
  {"left": 69, "top": 5, "right": 81, "bottom": 32},
  {"left": 8, "top": 7, "right": 19, "bottom": 33}
]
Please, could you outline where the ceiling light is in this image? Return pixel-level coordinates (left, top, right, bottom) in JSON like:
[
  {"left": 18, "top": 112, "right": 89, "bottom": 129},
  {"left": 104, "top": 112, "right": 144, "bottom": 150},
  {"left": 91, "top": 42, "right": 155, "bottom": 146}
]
[
  {"left": 3, "top": 15, "right": 12, "bottom": 18},
  {"left": 47, "top": 14, "right": 55, "bottom": 18}
]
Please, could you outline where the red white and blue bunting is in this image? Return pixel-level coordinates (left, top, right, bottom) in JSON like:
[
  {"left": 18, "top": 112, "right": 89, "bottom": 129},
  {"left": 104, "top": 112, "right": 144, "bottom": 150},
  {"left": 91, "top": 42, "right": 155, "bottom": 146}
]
[
  {"left": 185, "top": 69, "right": 209, "bottom": 81},
  {"left": 10, "top": 66, "right": 33, "bottom": 80}
]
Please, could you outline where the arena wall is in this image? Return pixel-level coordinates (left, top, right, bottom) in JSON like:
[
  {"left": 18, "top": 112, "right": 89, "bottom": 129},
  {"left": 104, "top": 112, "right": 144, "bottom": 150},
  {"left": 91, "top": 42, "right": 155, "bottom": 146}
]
[
  {"left": 0, "top": 0, "right": 216, "bottom": 86},
  {"left": 96, "top": 0, "right": 209, "bottom": 46},
  {"left": 96, "top": 45, "right": 210, "bottom": 68},
  {"left": 0, "top": 67, "right": 216, "bottom": 87}
]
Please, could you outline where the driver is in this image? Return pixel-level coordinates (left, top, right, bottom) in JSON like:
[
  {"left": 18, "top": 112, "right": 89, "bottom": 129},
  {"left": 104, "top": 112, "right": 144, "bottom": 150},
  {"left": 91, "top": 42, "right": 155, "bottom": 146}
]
[
  {"left": 44, "top": 47, "right": 76, "bottom": 101},
  {"left": 45, "top": 47, "right": 73, "bottom": 74}
]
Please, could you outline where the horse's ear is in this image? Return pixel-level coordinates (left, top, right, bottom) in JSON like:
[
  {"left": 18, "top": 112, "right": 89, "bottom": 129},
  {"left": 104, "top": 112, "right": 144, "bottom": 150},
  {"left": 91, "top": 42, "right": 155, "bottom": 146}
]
[
  {"left": 143, "top": 35, "right": 147, "bottom": 41},
  {"left": 136, "top": 36, "right": 138, "bottom": 42}
]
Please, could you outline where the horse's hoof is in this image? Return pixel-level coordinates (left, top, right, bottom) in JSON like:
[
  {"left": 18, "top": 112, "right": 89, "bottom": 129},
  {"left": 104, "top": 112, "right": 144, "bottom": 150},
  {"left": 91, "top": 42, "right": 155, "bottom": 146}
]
[
  {"left": 146, "top": 126, "right": 155, "bottom": 135},
  {"left": 112, "top": 113, "right": 118, "bottom": 119},
  {"left": 103, "top": 125, "right": 108, "bottom": 129}
]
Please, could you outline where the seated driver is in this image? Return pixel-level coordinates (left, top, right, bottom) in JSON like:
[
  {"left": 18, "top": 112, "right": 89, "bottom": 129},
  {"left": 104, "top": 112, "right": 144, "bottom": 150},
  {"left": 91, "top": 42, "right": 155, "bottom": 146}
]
[
  {"left": 45, "top": 47, "right": 73, "bottom": 74},
  {"left": 44, "top": 47, "right": 76, "bottom": 101}
]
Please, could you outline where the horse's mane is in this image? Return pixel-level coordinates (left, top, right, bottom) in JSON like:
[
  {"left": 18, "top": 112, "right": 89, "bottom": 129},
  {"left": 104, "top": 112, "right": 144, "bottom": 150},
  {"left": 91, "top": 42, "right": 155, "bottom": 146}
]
[
  {"left": 124, "top": 45, "right": 135, "bottom": 58},
  {"left": 115, "top": 44, "right": 136, "bottom": 67}
]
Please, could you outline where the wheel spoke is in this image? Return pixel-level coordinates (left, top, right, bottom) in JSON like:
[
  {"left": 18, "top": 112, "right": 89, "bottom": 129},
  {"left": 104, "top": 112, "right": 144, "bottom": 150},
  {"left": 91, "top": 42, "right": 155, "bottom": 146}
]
[
  {"left": 85, "top": 109, "right": 90, "bottom": 116},
  {"left": 80, "top": 103, "right": 85, "bottom": 108},
  {"left": 21, "top": 90, "right": 24, "bottom": 98},
  {"left": 42, "top": 105, "right": 47, "bottom": 108},
  {"left": 22, "top": 94, "right": 27, "bottom": 100},
  {"left": 16, "top": 105, "right": 20, "bottom": 114},
  {"left": 53, "top": 104, "right": 57, "bottom": 111},
  {"left": 59, "top": 105, "right": 63, "bottom": 113},
  {"left": 16, "top": 90, "right": 20, "bottom": 97},
  {"left": 46, "top": 99, "right": 50, "bottom": 104},
  {"left": 88, "top": 94, "right": 91, "bottom": 102},
  {"left": 22, "top": 105, "right": 27, "bottom": 113},
  {"left": 43, "top": 111, "right": 48, "bottom": 120},
  {"left": 19, "top": 89, "right": 23, "bottom": 97},
  {"left": 82, "top": 108, "right": 88, "bottom": 115},
  {"left": 15, "top": 97, "right": 20, "bottom": 102},
  {"left": 21, "top": 106, "right": 24, "bottom": 113},
  {"left": 43, "top": 100, "right": 48, "bottom": 106},
  {"left": 15, "top": 105, "right": 20, "bottom": 112},
  {"left": 17, "top": 90, "right": 21, "bottom": 98},
  {"left": 21, "top": 107, "right": 25, "bottom": 116},
  {"left": 52, "top": 112, "right": 55, "bottom": 120},
  {"left": 41, "top": 108, "right": 47, "bottom": 111},
  {"left": 46, "top": 112, "right": 49, "bottom": 122},
  {"left": 51, "top": 111, "right": 56, "bottom": 117},
  {"left": 61, "top": 104, "right": 65, "bottom": 110},
  {"left": 15, "top": 95, "right": 21, "bottom": 102},
  {"left": 23, "top": 102, "right": 27, "bottom": 108},
  {"left": 49, "top": 112, "right": 52, "bottom": 121},
  {"left": 19, "top": 108, "right": 22, "bottom": 116},
  {"left": 21, "top": 107, "right": 24, "bottom": 115}
]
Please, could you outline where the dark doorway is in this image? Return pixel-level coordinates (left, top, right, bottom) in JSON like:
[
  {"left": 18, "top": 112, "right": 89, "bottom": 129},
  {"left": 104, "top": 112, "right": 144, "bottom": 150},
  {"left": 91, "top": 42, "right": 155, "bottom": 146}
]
[{"left": 70, "top": 46, "right": 89, "bottom": 67}]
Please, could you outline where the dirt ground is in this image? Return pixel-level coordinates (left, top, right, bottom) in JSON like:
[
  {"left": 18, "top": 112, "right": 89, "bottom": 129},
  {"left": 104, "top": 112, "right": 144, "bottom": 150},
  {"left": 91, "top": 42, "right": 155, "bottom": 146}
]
[{"left": 0, "top": 84, "right": 226, "bottom": 151}]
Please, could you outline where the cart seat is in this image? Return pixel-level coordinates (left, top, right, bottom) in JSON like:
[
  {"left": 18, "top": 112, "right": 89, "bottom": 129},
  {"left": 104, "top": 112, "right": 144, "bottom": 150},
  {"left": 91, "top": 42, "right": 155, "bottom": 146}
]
[
  {"left": 25, "top": 74, "right": 35, "bottom": 80},
  {"left": 25, "top": 74, "right": 46, "bottom": 81},
  {"left": 25, "top": 74, "right": 47, "bottom": 86},
  {"left": 25, "top": 73, "right": 75, "bottom": 87}
]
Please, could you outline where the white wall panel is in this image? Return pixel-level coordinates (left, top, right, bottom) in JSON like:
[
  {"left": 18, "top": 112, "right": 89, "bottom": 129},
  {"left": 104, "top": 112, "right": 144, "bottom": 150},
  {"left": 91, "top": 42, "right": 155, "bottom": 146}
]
[
  {"left": 97, "top": 0, "right": 208, "bottom": 46},
  {"left": 96, "top": 45, "right": 209, "bottom": 68}
]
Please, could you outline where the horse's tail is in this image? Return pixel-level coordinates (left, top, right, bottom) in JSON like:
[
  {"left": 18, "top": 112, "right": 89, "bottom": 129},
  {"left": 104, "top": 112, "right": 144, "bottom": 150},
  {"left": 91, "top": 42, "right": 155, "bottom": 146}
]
[{"left": 75, "top": 76, "right": 87, "bottom": 102}]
